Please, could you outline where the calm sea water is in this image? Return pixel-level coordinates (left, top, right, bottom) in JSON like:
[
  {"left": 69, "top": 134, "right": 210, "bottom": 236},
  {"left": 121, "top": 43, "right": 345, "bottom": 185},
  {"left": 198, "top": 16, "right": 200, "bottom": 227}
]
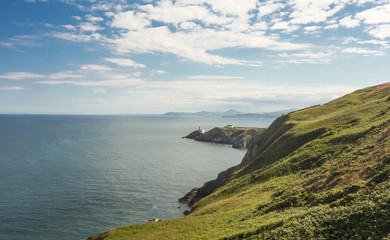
[{"left": 0, "top": 115, "right": 273, "bottom": 240}]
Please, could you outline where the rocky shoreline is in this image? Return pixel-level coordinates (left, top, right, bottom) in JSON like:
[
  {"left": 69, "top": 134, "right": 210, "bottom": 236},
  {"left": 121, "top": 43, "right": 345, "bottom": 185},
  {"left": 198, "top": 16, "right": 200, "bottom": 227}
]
[
  {"left": 178, "top": 119, "right": 288, "bottom": 213},
  {"left": 183, "top": 126, "right": 265, "bottom": 149},
  {"left": 178, "top": 126, "right": 267, "bottom": 213},
  {"left": 178, "top": 164, "right": 238, "bottom": 213}
]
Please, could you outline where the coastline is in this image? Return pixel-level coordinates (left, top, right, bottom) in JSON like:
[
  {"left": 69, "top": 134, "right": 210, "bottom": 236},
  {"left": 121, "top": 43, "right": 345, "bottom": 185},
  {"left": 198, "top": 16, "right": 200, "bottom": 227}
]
[{"left": 183, "top": 126, "right": 265, "bottom": 149}]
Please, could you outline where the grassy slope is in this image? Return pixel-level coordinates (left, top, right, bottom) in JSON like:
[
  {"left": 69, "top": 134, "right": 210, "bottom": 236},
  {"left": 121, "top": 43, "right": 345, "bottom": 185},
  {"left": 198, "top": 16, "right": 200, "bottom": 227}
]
[{"left": 88, "top": 83, "right": 390, "bottom": 240}]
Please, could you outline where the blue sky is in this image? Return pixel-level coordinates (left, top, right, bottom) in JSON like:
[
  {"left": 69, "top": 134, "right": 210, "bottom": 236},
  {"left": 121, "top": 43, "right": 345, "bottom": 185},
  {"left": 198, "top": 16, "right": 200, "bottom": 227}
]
[{"left": 0, "top": 0, "right": 389, "bottom": 114}]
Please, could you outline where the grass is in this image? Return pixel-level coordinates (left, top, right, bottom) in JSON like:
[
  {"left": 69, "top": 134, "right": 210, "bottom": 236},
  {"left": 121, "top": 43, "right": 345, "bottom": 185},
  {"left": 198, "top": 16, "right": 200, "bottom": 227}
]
[
  {"left": 87, "top": 83, "right": 390, "bottom": 240},
  {"left": 195, "top": 126, "right": 265, "bottom": 148}
]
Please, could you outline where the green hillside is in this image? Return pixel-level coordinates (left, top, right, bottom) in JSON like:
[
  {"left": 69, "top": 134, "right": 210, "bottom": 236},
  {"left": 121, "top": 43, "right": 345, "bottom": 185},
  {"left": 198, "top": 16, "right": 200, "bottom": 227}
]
[{"left": 87, "top": 83, "right": 390, "bottom": 240}]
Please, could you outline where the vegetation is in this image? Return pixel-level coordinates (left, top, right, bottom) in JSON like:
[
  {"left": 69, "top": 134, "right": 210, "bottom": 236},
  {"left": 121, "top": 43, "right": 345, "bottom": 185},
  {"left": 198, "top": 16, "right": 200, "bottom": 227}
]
[
  {"left": 187, "top": 126, "right": 265, "bottom": 149},
  {"left": 87, "top": 83, "right": 390, "bottom": 240}
]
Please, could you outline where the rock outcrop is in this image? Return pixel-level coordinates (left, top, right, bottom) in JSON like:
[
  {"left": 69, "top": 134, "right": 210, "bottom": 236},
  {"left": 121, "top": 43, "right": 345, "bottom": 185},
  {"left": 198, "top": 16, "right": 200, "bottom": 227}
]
[
  {"left": 187, "top": 165, "right": 238, "bottom": 206},
  {"left": 180, "top": 116, "right": 287, "bottom": 207},
  {"left": 184, "top": 126, "right": 265, "bottom": 149}
]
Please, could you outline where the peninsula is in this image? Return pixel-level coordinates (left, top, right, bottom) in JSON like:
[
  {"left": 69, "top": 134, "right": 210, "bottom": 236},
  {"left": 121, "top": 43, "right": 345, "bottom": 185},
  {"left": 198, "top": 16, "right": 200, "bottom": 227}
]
[{"left": 184, "top": 126, "right": 266, "bottom": 149}]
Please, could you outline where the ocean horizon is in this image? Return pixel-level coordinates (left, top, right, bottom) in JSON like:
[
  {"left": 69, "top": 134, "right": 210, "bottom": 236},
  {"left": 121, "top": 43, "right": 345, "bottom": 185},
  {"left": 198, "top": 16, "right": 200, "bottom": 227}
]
[{"left": 0, "top": 114, "right": 274, "bottom": 240}]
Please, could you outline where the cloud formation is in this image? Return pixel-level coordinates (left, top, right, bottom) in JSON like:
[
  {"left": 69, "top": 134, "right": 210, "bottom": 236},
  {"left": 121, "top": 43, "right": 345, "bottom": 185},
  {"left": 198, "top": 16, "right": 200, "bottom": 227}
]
[
  {"left": 104, "top": 58, "right": 146, "bottom": 68},
  {"left": 45, "top": 0, "right": 390, "bottom": 68},
  {"left": 1, "top": 0, "right": 390, "bottom": 114}
]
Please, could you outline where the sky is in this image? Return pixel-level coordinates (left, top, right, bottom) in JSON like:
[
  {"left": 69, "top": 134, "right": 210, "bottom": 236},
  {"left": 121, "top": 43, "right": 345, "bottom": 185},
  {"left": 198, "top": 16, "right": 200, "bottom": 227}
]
[{"left": 0, "top": 0, "right": 389, "bottom": 114}]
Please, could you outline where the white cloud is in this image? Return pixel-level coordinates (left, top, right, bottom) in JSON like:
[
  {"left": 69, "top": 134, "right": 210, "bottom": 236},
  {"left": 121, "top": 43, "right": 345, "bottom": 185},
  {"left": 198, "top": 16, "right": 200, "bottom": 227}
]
[
  {"left": 46, "top": 0, "right": 390, "bottom": 72},
  {"left": 340, "top": 16, "right": 360, "bottom": 28},
  {"left": 258, "top": 2, "right": 286, "bottom": 18},
  {"left": 106, "top": 0, "right": 309, "bottom": 66},
  {"left": 355, "top": 4, "right": 390, "bottom": 24},
  {"left": 187, "top": 75, "right": 244, "bottom": 80},
  {"left": 324, "top": 23, "right": 339, "bottom": 29},
  {"left": 105, "top": 12, "right": 115, "bottom": 18},
  {"left": 36, "top": 78, "right": 145, "bottom": 87},
  {"left": 25, "top": 0, "right": 48, "bottom": 2},
  {"left": 0, "top": 86, "right": 25, "bottom": 90},
  {"left": 0, "top": 35, "right": 40, "bottom": 49},
  {"left": 344, "top": 37, "right": 390, "bottom": 48},
  {"left": 357, "top": 39, "right": 390, "bottom": 48},
  {"left": 86, "top": 14, "right": 104, "bottom": 22},
  {"left": 43, "top": 23, "right": 54, "bottom": 28},
  {"left": 111, "top": 11, "right": 151, "bottom": 30},
  {"left": 0, "top": 72, "right": 45, "bottom": 80},
  {"left": 50, "top": 32, "right": 102, "bottom": 42},
  {"left": 54, "top": 21, "right": 104, "bottom": 42},
  {"left": 276, "top": 51, "right": 335, "bottom": 64},
  {"left": 0, "top": 71, "right": 85, "bottom": 80},
  {"left": 150, "top": 70, "right": 166, "bottom": 76},
  {"left": 341, "top": 36, "right": 359, "bottom": 44},
  {"left": 104, "top": 58, "right": 146, "bottom": 68},
  {"left": 367, "top": 24, "right": 390, "bottom": 39},
  {"left": 271, "top": 21, "right": 300, "bottom": 32},
  {"left": 79, "top": 22, "right": 104, "bottom": 32},
  {"left": 304, "top": 25, "right": 322, "bottom": 31},
  {"left": 80, "top": 64, "right": 112, "bottom": 71},
  {"left": 250, "top": 22, "right": 268, "bottom": 31},
  {"left": 288, "top": 0, "right": 347, "bottom": 25},
  {"left": 48, "top": 72, "right": 85, "bottom": 79},
  {"left": 179, "top": 21, "right": 202, "bottom": 31},
  {"left": 342, "top": 47, "right": 384, "bottom": 55},
  {"left": 139, "top": 2, "right": 229, "bottom": 26},
  {"left": 62, "top": 24, "right": 77, "bottom": 31},
  {"left": 72, "top": 16, "right": 82, "bottom": 21},
  {"left": 51, "top": 0, "right": 319, "bottom": 67},
  {"left": 110, "top": 26, "right": 286, "bottom": 66},
  {"left": 206, "top": 0, "right": 258, "bottom": 17},
  {"left": 176, "top": 0, "right": 258, "bottom": 17}
]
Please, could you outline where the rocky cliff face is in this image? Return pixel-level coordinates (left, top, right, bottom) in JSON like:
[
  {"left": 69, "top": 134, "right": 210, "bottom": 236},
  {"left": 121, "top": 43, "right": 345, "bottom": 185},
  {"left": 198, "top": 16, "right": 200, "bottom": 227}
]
[
  {"left": 180, "top": 83, "right": 390, "bottom": 210},
  {"left": 179, "top": 165, "right": 238, "bottom": 206},
  {"left": 179, "top": 119, "right": 286, "bottom": 206},
  {"left": 184, "top": 127, "right": 265, "bottom": 149}
]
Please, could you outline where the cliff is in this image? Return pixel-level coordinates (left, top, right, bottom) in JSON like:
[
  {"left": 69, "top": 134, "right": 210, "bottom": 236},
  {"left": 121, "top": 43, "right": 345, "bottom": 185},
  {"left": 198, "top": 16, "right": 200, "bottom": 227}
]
[
  {"left": 87, "top": 82, "right": 390, "bottom": 240},
  {"left": 184, "top": 126, "right": 265, "bottom": 149}
]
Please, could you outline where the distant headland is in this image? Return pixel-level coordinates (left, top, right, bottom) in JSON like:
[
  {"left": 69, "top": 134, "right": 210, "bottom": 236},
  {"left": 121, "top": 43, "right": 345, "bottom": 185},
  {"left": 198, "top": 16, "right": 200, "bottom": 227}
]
[{"left": 183, "top": 125, "right": 266, "bottom": 149}]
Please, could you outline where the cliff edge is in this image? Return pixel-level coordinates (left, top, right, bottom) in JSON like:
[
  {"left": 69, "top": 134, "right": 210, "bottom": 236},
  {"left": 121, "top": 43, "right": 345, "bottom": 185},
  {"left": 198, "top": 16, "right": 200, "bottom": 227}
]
[{"left": 184, "top": 126, "right": 265, "bottom": 149}]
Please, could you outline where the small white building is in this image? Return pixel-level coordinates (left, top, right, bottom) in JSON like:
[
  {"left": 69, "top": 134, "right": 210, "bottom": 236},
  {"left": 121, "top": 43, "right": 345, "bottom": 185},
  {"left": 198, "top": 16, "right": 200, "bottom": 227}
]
[
  {"left": 198, "top": 126, "right": 206, "bottom": 134},
  {"left": 225, "top": 125, "right": 234, "bottom": 128}
]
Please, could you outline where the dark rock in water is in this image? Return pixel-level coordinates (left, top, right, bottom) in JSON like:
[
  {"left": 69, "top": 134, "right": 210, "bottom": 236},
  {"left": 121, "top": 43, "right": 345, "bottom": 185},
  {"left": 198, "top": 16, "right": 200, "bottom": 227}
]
[
  {"left": 178, "top": 188, "right": 199, "bottom": 203},
  {"left": 183, "top": 210, "right": 190, "bottom": 216}
]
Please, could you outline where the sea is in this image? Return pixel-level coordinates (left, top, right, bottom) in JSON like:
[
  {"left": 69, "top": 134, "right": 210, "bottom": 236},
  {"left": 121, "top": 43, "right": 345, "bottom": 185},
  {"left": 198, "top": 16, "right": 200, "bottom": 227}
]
[{"left": 0, "top": 115, "right": 274, "bottom": 240}]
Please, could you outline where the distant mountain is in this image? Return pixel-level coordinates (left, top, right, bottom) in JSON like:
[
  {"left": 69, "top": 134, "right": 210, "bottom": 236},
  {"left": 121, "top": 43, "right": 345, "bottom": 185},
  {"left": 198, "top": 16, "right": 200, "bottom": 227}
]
[
  {"left": 224, "top": 109, "right": 294, "bottom": 118},
  {"left": 162, "top": 109, "right": 292, "bottom": 118},
  {"left": 163, "top": 109, "right": 243, "bottom": 117},
  {"left": 221, "top": 109, "right": 242, "bottom": 116}
]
